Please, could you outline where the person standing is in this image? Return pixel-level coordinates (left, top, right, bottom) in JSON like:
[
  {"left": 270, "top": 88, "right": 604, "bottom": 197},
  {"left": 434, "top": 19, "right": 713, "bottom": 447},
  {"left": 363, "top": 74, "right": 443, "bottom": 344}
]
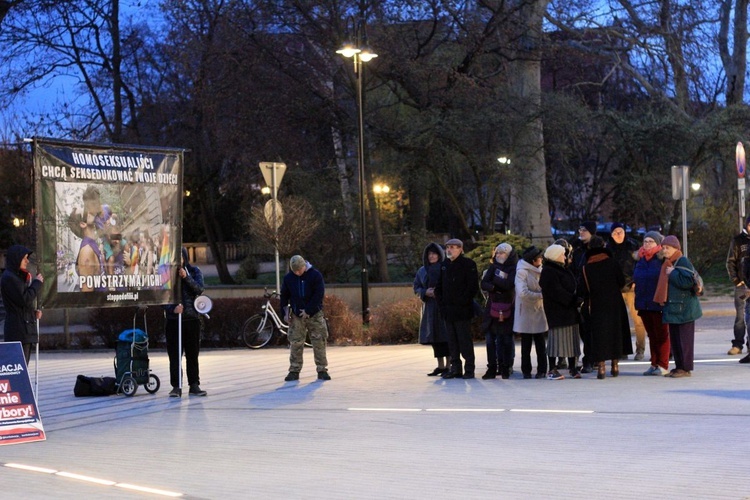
[
  {"left": 514, "top": 246, "right": 548, "bottom": 379},
  {"left": 435, "top": 238, "right": 479, "bottom": 379},
  {"left": 480, "top": 243, "right": 518, "bottom": 379},
  {"left": 280, "top": 255, "right": 330, "bottom": 382},
  {"left": 1, "top": 245, "right": 43, "bottom": 364},
  {"left": 656, "top": 235, "right": 702, "bottom": 378},
  {"left": 581, "top": 236, "right": 632, "bottom": 379},
  {"left": 633, "top": 231, "right": 671, "bottom": 375},
  {"left": 570, "top": 221, "right": 597, "bottom": 373},
  {"left": 607, "top": 222, "right": 646, "bottom": 359},
  {"left": 540, "top": 244, "right": 582, "bottom": 380},
  {"left": 414, "top": 243, "right": 449, "bottom": 376},
  {"left": 164, "top": 248, "right": 207, "bottom": 397},
  {"left": 726, "top": 217, "right": 750, "bottom": 358}
]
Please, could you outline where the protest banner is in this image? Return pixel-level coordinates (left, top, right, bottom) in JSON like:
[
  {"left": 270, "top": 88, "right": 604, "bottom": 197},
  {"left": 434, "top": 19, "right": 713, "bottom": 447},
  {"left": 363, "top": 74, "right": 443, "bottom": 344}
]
[{"left": 32, "top": 138, "right": 184, "bottom": 308}]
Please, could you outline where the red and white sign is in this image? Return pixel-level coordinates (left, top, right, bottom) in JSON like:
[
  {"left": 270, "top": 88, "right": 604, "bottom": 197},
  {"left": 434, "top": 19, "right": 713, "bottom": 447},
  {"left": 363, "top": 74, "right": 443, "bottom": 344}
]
[{"left": 0, "top": 343, "right": 45, "bottom": 446}]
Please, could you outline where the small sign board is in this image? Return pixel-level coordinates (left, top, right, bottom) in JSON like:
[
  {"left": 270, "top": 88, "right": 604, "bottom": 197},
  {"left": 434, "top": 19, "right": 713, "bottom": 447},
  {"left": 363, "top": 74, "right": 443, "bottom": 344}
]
[
  {"left": 264, "top": 199, "right": 284, "bottom": 228},
  {"left": 259, "top": 162, "right": 287, "bottom": 190},
  {"left": 0, "top": 342, "right": 45, "bottom": 445}
]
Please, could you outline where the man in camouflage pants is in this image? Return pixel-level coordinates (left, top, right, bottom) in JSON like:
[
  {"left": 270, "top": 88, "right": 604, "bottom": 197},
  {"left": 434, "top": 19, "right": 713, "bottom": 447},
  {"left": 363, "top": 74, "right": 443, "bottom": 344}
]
[{"left": 280, "top": 255, "right": 330, "bottom": 381}]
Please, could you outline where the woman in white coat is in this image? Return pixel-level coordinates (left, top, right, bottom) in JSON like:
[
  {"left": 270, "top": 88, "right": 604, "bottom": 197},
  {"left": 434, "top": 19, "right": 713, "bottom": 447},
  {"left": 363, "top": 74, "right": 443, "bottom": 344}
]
[{"left": 514, "top": 246, "right": 548, "bottom": 379}]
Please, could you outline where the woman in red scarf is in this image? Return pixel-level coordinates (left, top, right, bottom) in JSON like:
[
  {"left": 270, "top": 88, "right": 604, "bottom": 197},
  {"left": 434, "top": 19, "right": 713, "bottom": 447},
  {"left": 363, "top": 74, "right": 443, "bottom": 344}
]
[
  {"left": 633, "top": 231, "right": 671, "bottom": 375},
  {"left": 654, "top": 235, "right": 702, "bottom": 378}
]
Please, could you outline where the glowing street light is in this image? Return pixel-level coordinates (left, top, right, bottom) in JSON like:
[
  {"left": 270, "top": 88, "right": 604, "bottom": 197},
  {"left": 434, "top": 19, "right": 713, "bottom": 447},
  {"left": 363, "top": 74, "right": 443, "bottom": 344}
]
[{"left": 337, "top": 17, "right": 378, "bottom": 324}]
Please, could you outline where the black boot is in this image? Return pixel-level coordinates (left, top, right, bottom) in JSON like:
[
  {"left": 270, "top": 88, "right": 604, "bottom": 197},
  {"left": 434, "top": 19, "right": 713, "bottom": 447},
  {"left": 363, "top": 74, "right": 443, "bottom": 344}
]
[
  {"left": 481, "top": 368, "right": 497, "bottom": 379},
  {"left": 500, "top": 365, "right": 511, "bottom": 379}
]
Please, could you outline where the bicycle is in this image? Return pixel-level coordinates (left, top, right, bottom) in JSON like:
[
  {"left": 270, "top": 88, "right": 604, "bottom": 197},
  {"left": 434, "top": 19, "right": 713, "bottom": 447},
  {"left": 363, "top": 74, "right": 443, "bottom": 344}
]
[{"left": 241, "top": 289, "right": 313, "bottom": 349}]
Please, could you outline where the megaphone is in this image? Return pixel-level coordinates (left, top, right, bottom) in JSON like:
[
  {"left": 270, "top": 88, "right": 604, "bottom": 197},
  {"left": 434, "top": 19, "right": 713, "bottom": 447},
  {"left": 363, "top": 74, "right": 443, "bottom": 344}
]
[{"left": 194, "top": 295, "right": 213, "bottom": 318}]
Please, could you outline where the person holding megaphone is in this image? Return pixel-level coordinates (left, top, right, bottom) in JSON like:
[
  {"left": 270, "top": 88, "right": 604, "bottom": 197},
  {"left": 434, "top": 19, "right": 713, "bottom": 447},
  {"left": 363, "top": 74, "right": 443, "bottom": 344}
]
[{"left": 163, "top": 247, "right": 207, "bottom": 398}]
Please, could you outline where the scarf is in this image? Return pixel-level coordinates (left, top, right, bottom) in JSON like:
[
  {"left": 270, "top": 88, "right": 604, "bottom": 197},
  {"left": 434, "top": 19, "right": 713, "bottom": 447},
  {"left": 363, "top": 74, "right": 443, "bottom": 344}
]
[
  {"left": 653, "top": 249, "right": 682, "bottom": 306},
  {"left": 638, "top": 244, "right": 662, "bottom": 261}
]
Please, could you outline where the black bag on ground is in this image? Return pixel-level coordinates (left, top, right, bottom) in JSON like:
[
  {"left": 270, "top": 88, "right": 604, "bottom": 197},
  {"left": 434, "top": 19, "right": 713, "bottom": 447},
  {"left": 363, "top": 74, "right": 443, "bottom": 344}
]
[{"left": 74, "top": 375, "right": 117, "bottom": 397}]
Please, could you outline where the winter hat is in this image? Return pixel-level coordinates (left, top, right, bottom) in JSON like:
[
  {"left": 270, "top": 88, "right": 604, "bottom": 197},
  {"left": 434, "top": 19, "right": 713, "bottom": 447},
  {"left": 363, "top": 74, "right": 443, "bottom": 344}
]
[
  {"left": 544, "top": 244, "right": 566, "bottom": 264},
  {"left": 579, "top": 220, "right": 597, "bottom": 235},
  {"left": 745, "top": 215, "right": 750, "bottom": 226},
  {"left": 661, "top": 235, "right": 681, "bottom": 250},
  {"left": 644, "top": 231, "right": 664, "bottom": 245},
  {"left": 445, "top": 238, "right": 463, "bottom": 247},
  {"left": 289, "top": 255, "right": 307, "bottom": 271},
  {"left": 495, "top": 243, "right": 512, "bottom": 255},
  {"left": 522, "top": 245, "right": 543, "bottom": 263},
  {"left": 610, "top": 222, "right": 625, "bottom": 233}
]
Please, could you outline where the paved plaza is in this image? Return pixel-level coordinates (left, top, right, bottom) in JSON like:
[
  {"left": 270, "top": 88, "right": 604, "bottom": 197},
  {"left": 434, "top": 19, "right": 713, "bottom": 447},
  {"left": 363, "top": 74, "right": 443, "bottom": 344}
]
[{"left": 2, "top": 301, "right": 750, "bottom": 499}]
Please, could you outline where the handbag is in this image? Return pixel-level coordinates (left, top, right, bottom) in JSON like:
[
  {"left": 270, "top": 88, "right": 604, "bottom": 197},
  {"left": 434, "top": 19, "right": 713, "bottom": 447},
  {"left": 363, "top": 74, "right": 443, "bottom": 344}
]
[
  {"left": 675, "top": 265, "right": 704, "bottom": 296},
  {"left": 489, "top": 301, "right": 513, "bottom": 321}
]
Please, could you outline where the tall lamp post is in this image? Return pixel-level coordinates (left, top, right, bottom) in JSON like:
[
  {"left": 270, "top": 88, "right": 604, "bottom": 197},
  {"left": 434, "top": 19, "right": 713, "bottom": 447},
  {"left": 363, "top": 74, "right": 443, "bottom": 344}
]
[{"left": 337, "top": 19, "right": 378, "bottom": 324}]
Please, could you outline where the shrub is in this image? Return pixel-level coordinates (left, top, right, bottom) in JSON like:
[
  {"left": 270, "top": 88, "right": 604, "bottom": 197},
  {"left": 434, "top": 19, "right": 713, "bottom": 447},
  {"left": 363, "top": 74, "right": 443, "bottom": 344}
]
[
  {"left": 367, "top": 297, "right": 422, "bottom": 345},
  {"left": 465, "top": 233, "right": 532, "bottom": 272},
  {"left": 323, "top": 295, "right": 363, "bottom": 345},
  {"left": 88, "top": 306, "right": 166, "bottom": 348}
]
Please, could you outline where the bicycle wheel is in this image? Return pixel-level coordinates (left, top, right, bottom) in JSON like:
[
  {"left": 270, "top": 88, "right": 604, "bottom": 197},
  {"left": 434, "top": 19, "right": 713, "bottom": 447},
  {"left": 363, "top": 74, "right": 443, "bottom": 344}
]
[{"left": 242, "top": 314, "right": 274, "bottom": 349}]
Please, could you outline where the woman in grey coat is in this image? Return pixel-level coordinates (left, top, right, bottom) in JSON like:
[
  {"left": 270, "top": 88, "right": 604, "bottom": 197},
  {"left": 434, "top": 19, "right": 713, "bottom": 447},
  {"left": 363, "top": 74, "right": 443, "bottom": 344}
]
[{"left": 414, "top": 243, "right": 449, "bottom": 376}]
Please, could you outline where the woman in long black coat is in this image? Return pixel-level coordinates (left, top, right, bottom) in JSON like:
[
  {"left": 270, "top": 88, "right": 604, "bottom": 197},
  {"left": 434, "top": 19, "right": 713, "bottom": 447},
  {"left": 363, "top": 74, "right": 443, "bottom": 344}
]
[
  {"left": 581, "top": 237, "right": 632, "bottom": 379},
  {"left": 1, "top": 245, "right": 44, "bottom": 363}
]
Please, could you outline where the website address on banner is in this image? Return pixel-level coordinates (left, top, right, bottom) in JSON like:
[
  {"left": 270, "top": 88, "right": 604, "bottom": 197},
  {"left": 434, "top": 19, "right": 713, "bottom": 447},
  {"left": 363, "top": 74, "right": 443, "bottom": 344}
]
[{"left": 106, "top": 292, "right": 140, "bottom": 303}]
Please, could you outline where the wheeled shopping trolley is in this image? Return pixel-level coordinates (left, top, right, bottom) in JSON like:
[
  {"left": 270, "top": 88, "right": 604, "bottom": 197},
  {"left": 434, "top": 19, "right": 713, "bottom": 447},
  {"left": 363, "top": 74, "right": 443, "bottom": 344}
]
[{"left": 114, "top": 308, "right": 160, "bottom": 396}]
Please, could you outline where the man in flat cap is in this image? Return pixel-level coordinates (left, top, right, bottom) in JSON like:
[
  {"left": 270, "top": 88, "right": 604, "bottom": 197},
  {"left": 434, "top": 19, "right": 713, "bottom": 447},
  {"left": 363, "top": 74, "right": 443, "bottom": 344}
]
[{"left": 435, "top": 238, "right": 479, "bottom": 379}]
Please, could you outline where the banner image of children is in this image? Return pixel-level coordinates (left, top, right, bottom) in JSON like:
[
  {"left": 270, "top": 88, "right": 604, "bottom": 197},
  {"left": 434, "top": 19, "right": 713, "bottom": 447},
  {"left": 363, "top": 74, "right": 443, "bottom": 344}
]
[{"left": 55, "top": 182, "right": 174, "bottom": 296}]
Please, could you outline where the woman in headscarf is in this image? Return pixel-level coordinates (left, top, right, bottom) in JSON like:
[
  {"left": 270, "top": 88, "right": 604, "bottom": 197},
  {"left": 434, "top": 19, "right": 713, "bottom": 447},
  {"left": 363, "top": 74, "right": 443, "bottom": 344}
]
[
  {"left": 654, "top": 235, "right": 702, "bottom": 378},
  {"left": 414, "top": 243, "right": 449, "bottom": 376},
  {"left": 514, "top": 246, "right": 548, "bottom": 379},
  {"left": 540, "top": 244, "right": 582, "bottom": 380},
  {"left": 1, "top": 245, "right": 44, "bottom": 363},
  {"left": 480, "top": 243, "right": 518, "bottom": 379}
]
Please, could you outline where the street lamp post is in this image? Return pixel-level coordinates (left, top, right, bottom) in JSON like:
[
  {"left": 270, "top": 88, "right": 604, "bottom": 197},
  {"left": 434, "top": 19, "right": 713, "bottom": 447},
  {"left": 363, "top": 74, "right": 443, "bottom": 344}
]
[{"left": 337, "top": 19, "right": 378, "bottom": 324}]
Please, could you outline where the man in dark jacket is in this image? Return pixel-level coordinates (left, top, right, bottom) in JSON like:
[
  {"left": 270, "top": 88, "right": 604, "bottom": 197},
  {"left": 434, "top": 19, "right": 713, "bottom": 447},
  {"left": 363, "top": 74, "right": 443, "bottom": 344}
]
[
  {"left": 1, "top": 245, "right": 43, "bottom": 363},
  {"left": 280, "top": 255, "right": 330, "bottom": 382},
  {"left": 607, "top": 222, "right": 645, "bottom": 359},
  {"left": 726, "top": 217, "right": 750, "bottom": 359},
  {"left": 435, "top": 238, "right": 479, "bottom": 379},
  {"left": 164, "top": 248, "right": 207, "bottom": 397}
]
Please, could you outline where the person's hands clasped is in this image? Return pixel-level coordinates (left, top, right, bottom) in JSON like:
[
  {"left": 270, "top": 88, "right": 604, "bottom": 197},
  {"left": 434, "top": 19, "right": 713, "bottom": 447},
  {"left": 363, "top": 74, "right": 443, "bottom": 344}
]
[{"left": 300, "top": 309, "right": 310, "bottom": 319}]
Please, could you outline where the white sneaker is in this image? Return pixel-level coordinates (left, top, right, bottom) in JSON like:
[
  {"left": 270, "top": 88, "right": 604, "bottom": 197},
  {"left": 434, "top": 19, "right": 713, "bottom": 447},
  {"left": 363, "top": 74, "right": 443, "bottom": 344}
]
[{"left": 658, "top": 366, "right": 670, "bottom": 376}]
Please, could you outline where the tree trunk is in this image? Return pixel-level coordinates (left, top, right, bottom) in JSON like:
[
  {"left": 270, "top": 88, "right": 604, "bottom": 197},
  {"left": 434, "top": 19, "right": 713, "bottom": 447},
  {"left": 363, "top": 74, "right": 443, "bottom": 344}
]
[
  {"left": 331, "top": 125, "right": 355, "bottom": 231},
  {"left": 508, "top": 0, "right": 552, "bottom": 245},
  {"left": 719, "top": 0, "right": 748, "bottom": 105},
  {"left": 198, "top": 188, "right": 234, "bottom": 283}
]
